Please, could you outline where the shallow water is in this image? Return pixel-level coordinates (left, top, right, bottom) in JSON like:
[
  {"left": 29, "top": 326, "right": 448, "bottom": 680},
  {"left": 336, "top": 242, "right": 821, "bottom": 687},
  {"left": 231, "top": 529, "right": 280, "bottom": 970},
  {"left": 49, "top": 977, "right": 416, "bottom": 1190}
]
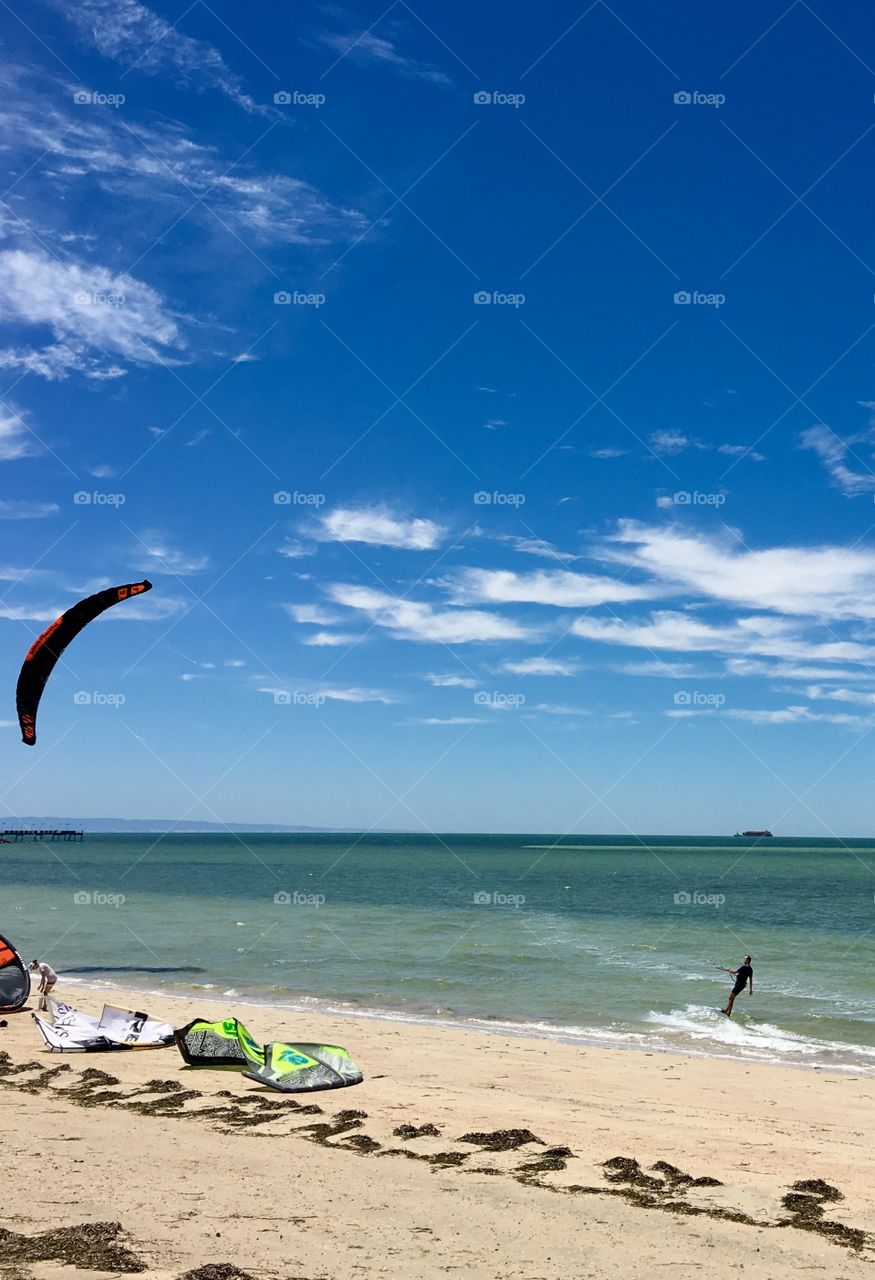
[{"left": 3, "top": 832, "right": 874, "bottom": 1072}]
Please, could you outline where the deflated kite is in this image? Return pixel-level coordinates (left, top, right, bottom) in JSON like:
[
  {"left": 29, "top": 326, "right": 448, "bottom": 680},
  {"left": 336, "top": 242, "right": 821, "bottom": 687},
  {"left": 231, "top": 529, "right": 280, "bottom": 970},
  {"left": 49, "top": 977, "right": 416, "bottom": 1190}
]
[
  {"left": 33, "top": 996, "right": 174, "bottom": 1052},
  {"left": 243, "top": 1041, "right": 363, "bottom": 1093},
  {"left": 175, "top": 1017, "right": 265, "bottom": 1068},
  {"left": 0, "top": 932, "right": 30, "bottom": 1012},
  {"left": 16, "top": 580, "right": 152, "bottom": 745},
  {"left": 175, "top": 1016, "right": 363, "bottom": 1092}
]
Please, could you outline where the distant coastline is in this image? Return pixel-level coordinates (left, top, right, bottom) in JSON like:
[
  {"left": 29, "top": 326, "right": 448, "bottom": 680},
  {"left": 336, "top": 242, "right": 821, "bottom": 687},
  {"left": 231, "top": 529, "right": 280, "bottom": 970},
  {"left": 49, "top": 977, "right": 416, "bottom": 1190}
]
[{"left": 8, "top": 816, "right": 401, "bottom": 834}]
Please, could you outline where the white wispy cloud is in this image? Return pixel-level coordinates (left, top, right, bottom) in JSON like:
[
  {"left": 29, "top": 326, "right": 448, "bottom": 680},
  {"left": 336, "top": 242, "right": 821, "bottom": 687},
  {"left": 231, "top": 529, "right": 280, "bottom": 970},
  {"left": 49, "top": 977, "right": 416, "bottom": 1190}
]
[
  {"left": 531, "top": 703, "right": 591, "bottom": 716},
  {"left": 572, "top": 611, "right": 875, "bottom": 665},
  {"left": 724, "top": 657, "right": 875, "bottom": 682},
  {"left": 0, "top": 498, "right": 57, "bottom": 519},
  {"left": 649, "top": 431, "right": 763, "bottom": 461},
  {"left": 317, "top": 505, "right": 445, "bottom": 550},
  {"left": 0, "top": 405, "right": 41, "bottom": 460},
  {"left": 423, "top": 672, "right": 479, "bottom": 688},
  {"left": 258, "top": 684, "right": 397, "bottom": 704},
  {"left": 327, "top": 583, "right": 536, "bottom": 643},
  {"left": 278, "top": 540, "right": 317, "bottom": 559},
  {"left": 669, "top": 704, "right": 870, "bottom": 727},
  {"left": 285, "top": 604, "right": 341, "bottom": 625},
  {"left": 133, "top": 533, "right": 209, "bottom": 575},
  {"left": 301, "top": 631, "right": 361, "bottom": 647},
  {"left": 49, "top": 0, "right": 263, "bottom": 113},
  {"left": 417, "top": 716, "right": 484, "bottom": 725},
  {"left": 800, "top": 423, "right": 875, "bottom": 497},
  {"left": 447, "top": 566, "right": 659, "bottom": 608},
  {"left": 0, "top": 248, "right": 185, "bottom": 380},
  {"left": 468, "top": 527, "right": 575, "bottom": 562},
  {"left": 717, "top": 443, "right": 764, "bottom": 460},
  {"left": 799, "top": 684, "right": 875, "bottom": 707},
  {"left": 316, "top": 27, "right": 451, "bottom": 85},
  {"left": 502, "top": 657, "right": 580, "bottom": 676},
  {"left": 650, "top": 429, "right": 695, "bottom": 455},
  {"left": 614, "top": 659, "right": 705, "bottom": 678},
  {"left": 601, "top": 521, "right": 875, "bottom": 621},
  {"left": 0, "top": 79, "right": 364, "bottom": 249}
]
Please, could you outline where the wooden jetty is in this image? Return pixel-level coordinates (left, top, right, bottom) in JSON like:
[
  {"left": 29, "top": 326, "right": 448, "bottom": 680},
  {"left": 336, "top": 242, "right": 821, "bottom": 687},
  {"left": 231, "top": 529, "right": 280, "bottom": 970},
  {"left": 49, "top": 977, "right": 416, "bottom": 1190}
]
[{"left": 0, "top": 828, "right": 84, "bottom": 843}]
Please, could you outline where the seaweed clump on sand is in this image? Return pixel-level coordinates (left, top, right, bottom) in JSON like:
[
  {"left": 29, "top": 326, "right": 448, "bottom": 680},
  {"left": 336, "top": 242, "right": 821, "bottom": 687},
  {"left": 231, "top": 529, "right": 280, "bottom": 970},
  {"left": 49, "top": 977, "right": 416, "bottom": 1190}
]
[
  {"left": 133, "top": 1078, "right": 187, "bottom": 1095},
  {"left": 179, "top": 1267, "right": 257, "bottom": 1280},
  {"left": 393, "top": 1122, "right": 441, "bottom": 1139},
  {"left": 601, "top": 1157, "right": 664, "bottom": 1191},
  {"left": 57, "top": 1069, "right": 124, "bottom": 1107},
  {"left": 458, "top": 1129, "right": 542, "bottom": 1152},
  {"left": 0, "top": 1221, "right": 144, "bottom": 1272},
  {"left": 14, "top": 1064, "right": 73, "bottom": 1093},
  {"left": 780, "top": 1181, "right": 866, "bottom": 1251},
  {"left": 341, "top": 1134, "right": 381, "bottom": 1153},
  {"left": 518, "top": 1146, "right": 574, "bottom": 1175},
  {"left": 790, "top": 1178, "right": 842, "bottom": 1202}
]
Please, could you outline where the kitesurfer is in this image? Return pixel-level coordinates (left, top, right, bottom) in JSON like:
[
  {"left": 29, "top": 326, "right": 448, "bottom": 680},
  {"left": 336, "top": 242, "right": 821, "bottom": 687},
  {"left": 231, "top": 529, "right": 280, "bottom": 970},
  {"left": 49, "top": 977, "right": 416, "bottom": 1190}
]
[
  {"left": 30, "top": 959, "right": 57, "bottom": 1011},
  {"left": 720, "top": 955, "right": 753, "bottom": 1018}
]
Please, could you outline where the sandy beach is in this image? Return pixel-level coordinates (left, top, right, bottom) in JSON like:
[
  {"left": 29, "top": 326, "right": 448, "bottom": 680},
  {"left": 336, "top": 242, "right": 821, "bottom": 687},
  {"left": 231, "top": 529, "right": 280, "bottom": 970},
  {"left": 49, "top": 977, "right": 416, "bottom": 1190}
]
[{"left": 1, "top": 985, "right": 873, "bottom": 1279}]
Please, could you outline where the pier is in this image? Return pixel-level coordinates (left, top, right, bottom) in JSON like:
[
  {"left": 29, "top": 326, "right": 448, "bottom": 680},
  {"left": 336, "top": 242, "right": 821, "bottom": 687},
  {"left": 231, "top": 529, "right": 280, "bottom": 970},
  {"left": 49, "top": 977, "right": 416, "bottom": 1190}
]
[{"left": 0, "top": 828, "right": 84, "bottom": 842}]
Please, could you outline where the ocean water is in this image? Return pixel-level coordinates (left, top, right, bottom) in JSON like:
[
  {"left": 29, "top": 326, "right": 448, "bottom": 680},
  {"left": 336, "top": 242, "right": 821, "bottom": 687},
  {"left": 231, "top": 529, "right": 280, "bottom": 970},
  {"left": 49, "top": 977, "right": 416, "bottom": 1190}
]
[{"left": 3, "top": 833, "right": 875, "bottom": 1073}]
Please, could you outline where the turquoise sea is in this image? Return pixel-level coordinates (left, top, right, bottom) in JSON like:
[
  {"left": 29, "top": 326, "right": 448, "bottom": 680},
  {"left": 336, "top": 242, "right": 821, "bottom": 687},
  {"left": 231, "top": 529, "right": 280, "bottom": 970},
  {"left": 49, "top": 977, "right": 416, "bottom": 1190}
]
[{"left": 3, "top": 833, "right": 875, "bottom": 1072}]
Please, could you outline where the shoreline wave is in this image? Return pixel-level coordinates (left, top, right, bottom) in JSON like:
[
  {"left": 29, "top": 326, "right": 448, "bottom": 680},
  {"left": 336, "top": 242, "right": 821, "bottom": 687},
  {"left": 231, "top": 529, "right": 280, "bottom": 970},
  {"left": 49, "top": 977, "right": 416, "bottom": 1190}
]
[{"left": 56, "top": 974, "right": 875, "bottom": 1077}]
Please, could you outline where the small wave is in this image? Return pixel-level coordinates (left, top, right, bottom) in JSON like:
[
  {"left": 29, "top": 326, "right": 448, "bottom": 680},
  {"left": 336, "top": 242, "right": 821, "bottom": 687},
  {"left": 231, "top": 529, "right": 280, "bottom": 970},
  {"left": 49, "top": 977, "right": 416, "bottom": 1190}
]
[{"left": 645, "top": 1004, "right": 875, "bottom": 1068}]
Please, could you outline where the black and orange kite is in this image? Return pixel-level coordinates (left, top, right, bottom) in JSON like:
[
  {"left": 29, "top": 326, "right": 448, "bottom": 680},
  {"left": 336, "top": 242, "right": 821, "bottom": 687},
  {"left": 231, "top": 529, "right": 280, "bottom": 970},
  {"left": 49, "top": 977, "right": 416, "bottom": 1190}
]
[{"left": 15, "top": 581, "right": 152, "bottom": 746}]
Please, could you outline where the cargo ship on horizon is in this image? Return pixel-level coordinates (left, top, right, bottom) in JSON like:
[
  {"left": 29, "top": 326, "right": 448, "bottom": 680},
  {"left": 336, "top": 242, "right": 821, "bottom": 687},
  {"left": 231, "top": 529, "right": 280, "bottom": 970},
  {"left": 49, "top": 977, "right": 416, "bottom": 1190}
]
[{"left": 734, "top": 829, "right": 773, "bottom": 837}]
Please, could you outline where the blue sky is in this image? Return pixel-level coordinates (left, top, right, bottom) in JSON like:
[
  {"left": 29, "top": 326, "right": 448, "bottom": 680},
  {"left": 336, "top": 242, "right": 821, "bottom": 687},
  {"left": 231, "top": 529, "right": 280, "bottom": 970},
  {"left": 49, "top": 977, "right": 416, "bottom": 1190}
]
[{"left": 2, "top": 0, "right": 875, "bottom": 834}]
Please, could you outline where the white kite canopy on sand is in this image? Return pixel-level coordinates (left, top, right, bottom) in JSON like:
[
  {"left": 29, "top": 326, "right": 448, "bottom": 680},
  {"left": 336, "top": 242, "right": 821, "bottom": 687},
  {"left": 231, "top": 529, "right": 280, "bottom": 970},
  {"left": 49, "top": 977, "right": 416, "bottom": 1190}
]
[{"left": 33, "top": 996, "right": 174, "bottom": 1052}]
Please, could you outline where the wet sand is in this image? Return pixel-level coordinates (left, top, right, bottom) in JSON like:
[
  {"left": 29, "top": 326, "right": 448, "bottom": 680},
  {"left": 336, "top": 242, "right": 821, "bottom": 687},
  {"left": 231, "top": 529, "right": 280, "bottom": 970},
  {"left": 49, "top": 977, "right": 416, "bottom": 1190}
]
[{"left": 1, "top": 984, "right": 874, "bottom": 1279}]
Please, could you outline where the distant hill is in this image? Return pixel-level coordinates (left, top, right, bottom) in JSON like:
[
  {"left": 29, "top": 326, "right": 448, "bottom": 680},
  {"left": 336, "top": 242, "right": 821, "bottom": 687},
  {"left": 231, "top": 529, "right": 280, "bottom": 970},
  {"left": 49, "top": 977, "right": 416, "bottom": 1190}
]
[{"left": 7, "top": 817, "right": 387, "bottom": 834}]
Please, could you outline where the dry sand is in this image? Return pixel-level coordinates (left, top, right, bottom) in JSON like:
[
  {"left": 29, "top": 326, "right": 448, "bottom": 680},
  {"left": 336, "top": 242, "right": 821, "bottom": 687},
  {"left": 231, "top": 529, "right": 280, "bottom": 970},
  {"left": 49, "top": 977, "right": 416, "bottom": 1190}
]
[{"left": 1, "top": 984, "right": 874, "bottom": 1279}]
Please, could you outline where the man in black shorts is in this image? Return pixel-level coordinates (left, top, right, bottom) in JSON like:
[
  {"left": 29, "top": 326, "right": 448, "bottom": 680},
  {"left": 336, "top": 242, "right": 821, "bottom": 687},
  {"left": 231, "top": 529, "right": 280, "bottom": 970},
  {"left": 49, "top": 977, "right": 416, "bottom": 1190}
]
[{"left": 721, "top": 955, "right": 753, "bottom": 1017}]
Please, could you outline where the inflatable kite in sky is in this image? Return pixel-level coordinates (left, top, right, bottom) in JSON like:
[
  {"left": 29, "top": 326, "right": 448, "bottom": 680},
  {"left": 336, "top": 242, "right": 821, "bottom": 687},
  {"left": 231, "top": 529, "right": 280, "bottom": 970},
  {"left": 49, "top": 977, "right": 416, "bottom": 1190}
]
[
  {"left": 16, "top": 580, "right": 152, "bottom": 745},
  {"left": 175, "top": 1017, "right": 363, "bottom": 1092},
  {"left": 0, "top": 932, "right": 30, "bottom": 1012}
]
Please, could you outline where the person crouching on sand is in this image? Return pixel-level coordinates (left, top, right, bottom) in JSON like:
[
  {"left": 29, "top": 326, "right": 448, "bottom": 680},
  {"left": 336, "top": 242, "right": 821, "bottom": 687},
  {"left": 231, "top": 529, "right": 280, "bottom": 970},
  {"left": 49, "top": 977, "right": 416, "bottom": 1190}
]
[
  {"left": 721, "top": 955, "right": 753, "bottom": 1017},
  {"left": 30, "top": 959, "right": 57, "bottom": 1011}
]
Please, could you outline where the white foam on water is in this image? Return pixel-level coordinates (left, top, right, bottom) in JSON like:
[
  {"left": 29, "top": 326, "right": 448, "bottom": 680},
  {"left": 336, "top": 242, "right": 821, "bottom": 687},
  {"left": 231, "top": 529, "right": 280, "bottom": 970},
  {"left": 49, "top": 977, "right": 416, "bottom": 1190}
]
[{"left": 645, "top": 1003, "right": 875, "bottom": 1068}]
